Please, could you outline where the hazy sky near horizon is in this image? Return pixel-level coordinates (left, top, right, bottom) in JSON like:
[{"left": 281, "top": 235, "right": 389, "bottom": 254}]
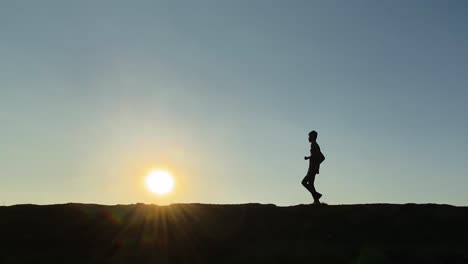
[{"left": 2, "top": 1, "right": 468, "bottom": 206}]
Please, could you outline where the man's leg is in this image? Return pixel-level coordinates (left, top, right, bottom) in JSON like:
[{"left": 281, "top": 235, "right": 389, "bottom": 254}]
[
  {"left": 309, "top": 173, "right": 322, "bottom": 202},
  {"left": 301, "top": 174, "right": 316, "bottom": 196}
]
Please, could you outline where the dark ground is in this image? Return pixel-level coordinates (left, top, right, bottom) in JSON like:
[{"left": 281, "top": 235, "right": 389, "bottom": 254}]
[{"left": 1, "top": 203, "right": 467, "bottom": 263}]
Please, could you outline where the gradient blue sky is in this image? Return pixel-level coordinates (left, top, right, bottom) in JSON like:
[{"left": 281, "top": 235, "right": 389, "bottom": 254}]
[{"left": 2, "top": 1, "right": 468, "bottom": 206}]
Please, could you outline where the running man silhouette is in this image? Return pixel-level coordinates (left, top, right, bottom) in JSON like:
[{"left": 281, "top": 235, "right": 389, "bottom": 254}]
[{"left": 302, "top": 130, "right": 325, "bottom": 204}]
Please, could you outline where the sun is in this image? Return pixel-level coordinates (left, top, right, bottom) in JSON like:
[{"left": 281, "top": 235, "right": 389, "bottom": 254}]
[{"left": 145, "top": 170, "right": 174, "bottom": 195}]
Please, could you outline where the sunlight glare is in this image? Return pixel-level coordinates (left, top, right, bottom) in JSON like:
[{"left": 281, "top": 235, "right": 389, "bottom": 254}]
[{"left": 145, "top": 170, "right": 174, "bottom": 195}]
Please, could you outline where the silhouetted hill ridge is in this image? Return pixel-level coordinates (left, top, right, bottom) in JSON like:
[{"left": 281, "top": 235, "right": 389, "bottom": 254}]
[{"left": 1, "top": 203, "right": 467, "bottom": 263}]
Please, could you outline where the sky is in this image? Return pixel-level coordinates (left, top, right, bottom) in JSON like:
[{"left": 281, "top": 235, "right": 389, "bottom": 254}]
[{"left": 1, "top": 1, "right": 468, "bottom": 206}]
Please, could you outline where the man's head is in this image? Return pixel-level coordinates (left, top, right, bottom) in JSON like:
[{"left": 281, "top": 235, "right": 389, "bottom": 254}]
[{"left": 308, "top": 130, "right": 318, "bottom": 142}]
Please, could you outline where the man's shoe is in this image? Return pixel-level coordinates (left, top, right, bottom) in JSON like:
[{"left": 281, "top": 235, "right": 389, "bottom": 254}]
[{"left": 313, "top": 192, "right": 322, "bottom": 201}]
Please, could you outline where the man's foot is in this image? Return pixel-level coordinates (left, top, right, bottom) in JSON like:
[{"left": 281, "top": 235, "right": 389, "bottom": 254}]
[
  {"left": 313, "top": 199, "right": 321, "bottom": 205},
  {"left": 313, "top": 192, "right": 322, "bottom": 201}
]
